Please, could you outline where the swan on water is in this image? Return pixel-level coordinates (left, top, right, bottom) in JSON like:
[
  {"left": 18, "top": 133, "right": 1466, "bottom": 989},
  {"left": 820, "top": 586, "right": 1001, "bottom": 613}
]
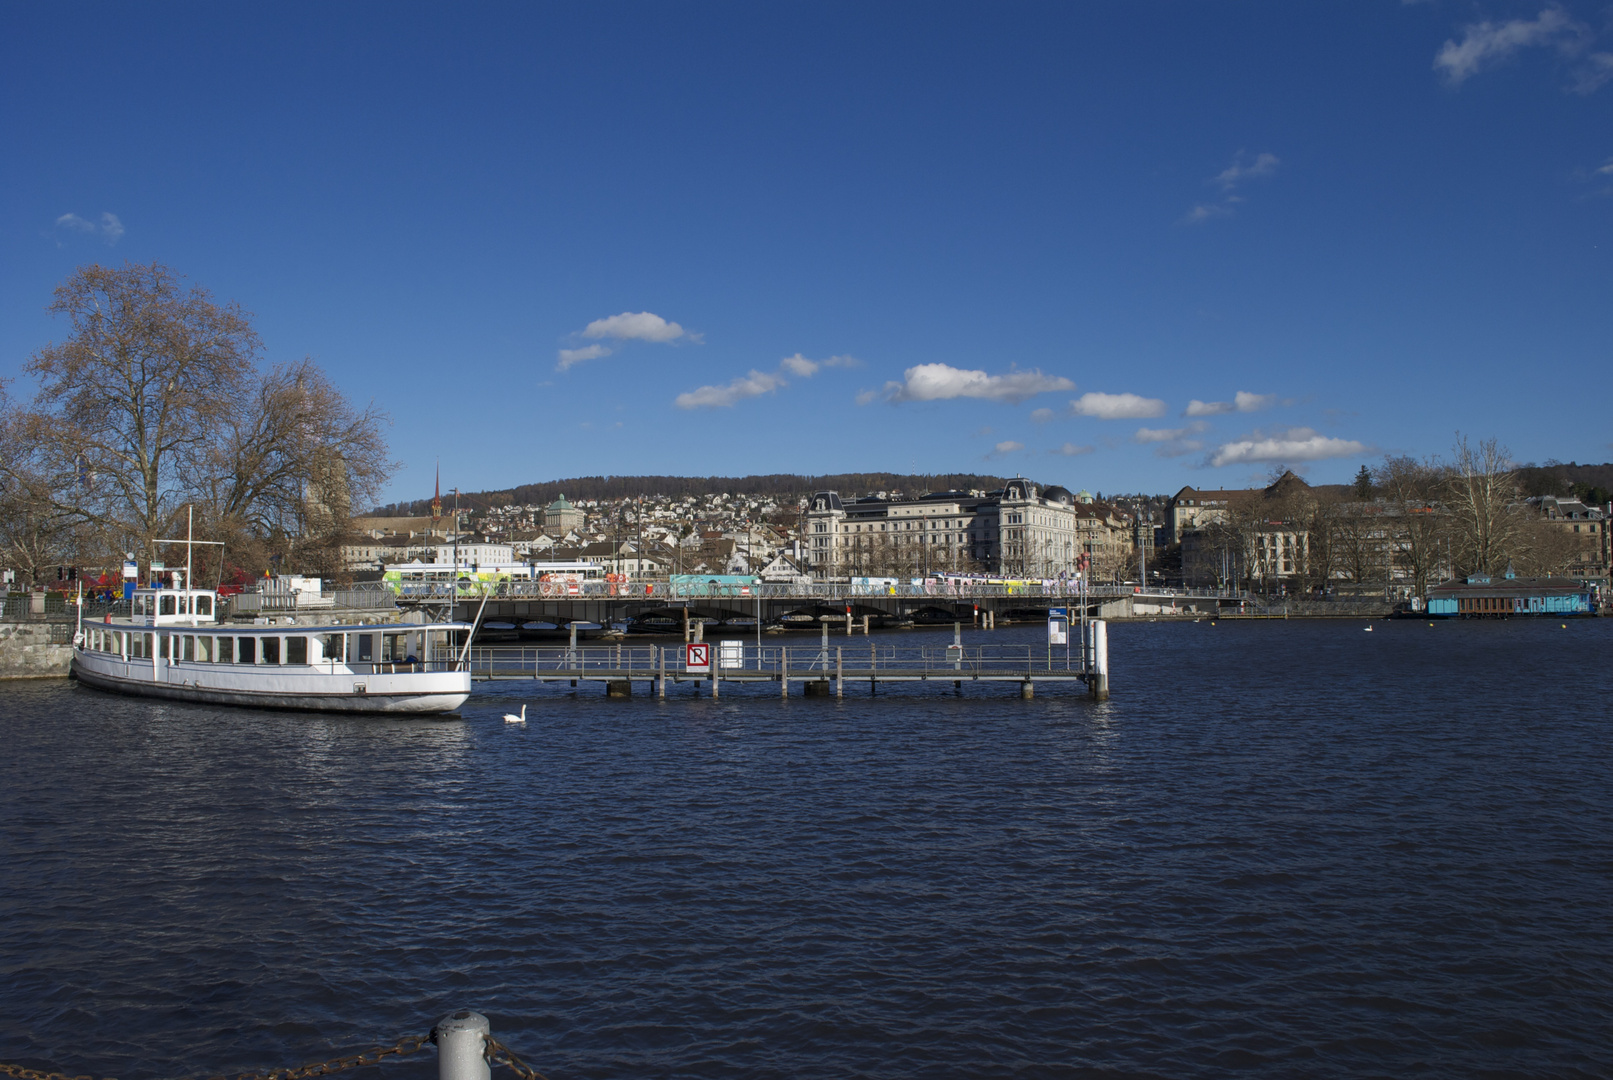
[{"left": 503, "top": 704, "right": 527, "bottom": 723}]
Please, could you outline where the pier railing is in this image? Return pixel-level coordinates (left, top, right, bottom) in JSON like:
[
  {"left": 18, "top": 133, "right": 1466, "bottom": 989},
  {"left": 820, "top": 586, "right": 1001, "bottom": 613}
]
[{"left": 467, "top": 642, "right": 1089, "bottom": 679}]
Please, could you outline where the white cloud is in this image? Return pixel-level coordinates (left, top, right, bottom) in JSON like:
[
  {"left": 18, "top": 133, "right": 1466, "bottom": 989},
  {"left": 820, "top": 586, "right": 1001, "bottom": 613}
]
[
  {"left": 1050, "top": 442, "right": 1094, "bottom": 456},
  {"left": 1215, "top": 152, "right": 1280, "bottom": 191},
  {"left": 779, "top": 353, "right": 818, "bottom": 377},
  {"left": 1030, "top": 407, "right": 1055, "bottom": 423},
  {"left": 581, "top": 311, "right": 691, "bottom": 343},
  {"left": 1134, "top": 422, "right": 1209, "bottom": 443},
  {"left": 556, "top": 344, "right": 613, "bottom": 370},
  {"left": 1434, "top": 8, "right": 1583, "bottom": 85},
  {"left": 1069, "top": 391, "right": 1167, "bottom": 420},
  {"left": 990, "top": 440, "right": 1025, "bottom": 457},
  {"left": 1183, "top": 203, "right": 1235, "bottom": 225},
  {"left": 882, "top": 363, "right": 1075, "bottom": 405},
  {"left": 55, "top": 212, "right": 123, "bottom": 244},
  {"left": 1185, "top": 152, "right": 1279, "bottom": 224},
  {"left": 1185, "top": 390, "right": 1276, "bottom": 416},
  {"left": 1572, "top": 52, "right": 1613, "bottom": 94},
  {"left": 855, "top": 389, "right": 879, "bottom": 406},
  {"left": 677, "top": 351, "right": 849, "bottom": 409},
  {"left": 1597, "top": 158, "right": 1613, "bottom": 175},
  {"left": 822, "top": 354, "right": 861, "bottom": 368},
  {"left": 675, "top": 370, "right": 785, "bottom": 409},
  {"left": 1207, "top": 427, "right": 1369, "bottom": 467}
]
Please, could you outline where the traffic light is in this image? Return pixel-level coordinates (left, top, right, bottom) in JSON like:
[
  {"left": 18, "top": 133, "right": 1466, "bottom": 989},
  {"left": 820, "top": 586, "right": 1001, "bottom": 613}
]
[
  {"left": 57, "top": 566, "right": 64, "bottom": 581},
  {"left": 68, "top": 567, "right": 78, "bottom": 581}
]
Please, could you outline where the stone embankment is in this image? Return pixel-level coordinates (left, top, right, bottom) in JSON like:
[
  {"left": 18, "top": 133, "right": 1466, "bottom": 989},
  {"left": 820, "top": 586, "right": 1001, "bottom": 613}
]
[{"left": 0, "top": 622, "right": 74, "bottom": 678}]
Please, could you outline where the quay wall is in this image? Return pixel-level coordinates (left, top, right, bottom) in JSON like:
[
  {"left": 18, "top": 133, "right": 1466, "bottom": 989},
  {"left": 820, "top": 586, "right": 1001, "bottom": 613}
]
[{"left": 0, "top": 622, "right": 73, "bottom": 678}]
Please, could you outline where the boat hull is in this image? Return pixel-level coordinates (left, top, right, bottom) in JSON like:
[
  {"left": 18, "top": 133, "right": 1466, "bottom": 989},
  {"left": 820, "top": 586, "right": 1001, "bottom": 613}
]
[{"left": 72, "top": 655, "right": 471, "bottom": 715}]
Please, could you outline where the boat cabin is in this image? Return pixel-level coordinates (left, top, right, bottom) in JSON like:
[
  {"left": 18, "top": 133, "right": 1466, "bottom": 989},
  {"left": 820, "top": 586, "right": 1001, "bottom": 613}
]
[{"left": 131, "top": 587, "right": 218, "bottom": 625}]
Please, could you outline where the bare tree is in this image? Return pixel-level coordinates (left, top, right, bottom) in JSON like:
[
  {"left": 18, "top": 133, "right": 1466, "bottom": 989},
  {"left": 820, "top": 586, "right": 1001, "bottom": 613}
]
[
  {"left": 3, "top": 263, "right": 393, "bottom": 581},
  {"left": 1445, "top": 435, "right": 1527, "bottom": 577},
  {"left": 1377, "top": 454, "right": 1450, "bottom": 597}
]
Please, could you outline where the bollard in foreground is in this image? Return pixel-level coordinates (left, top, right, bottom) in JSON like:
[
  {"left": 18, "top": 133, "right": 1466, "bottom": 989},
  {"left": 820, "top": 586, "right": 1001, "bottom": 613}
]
[{"left": 436, "top": 1010, "right": 492, "bottom": 1080}]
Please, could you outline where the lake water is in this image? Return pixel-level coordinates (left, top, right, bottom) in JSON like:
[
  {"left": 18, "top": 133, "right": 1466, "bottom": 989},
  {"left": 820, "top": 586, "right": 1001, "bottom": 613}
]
[{"left": 1, "top": 618, "right": 1609, "bottom": 1079}]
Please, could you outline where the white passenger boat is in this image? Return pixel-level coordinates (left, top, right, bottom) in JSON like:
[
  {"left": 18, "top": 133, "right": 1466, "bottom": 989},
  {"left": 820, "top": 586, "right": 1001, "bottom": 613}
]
[{"left": 71, "top": 586, "right": 473, "bottom": 714}]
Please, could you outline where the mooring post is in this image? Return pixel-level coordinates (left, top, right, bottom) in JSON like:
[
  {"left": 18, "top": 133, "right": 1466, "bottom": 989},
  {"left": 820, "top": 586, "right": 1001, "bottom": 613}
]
[
  {"left": 1089, "top": 619, "right": 1109, "bottom": 701},
  {"left": 780, "top": 645, "right": 788, "bottom": 697},
  {"left": 658, "top": 645, "right": 666, "bottom": 698},
  {"left": 682, "top": 607, "right": 690, "bottom": 643},
  {"left": 862, "top": 613, "right": 870, "bottom": 635},
  {"left": 711, "top": 644, "right": 719, "bottom": 698},
  {"left": 436, "top": 1010, "right": 491, "bottom": 1080},
  {"left": 836, "top": 646, "right": 843, "bottom": 697}
]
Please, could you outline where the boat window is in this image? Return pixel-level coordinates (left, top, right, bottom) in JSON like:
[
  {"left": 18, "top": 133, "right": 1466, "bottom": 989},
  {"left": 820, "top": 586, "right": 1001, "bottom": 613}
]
[
  {"left": 178, "top": 596, "right": 189, "bottom": 615},
  {"left": 262, "top": 637, "right": 281, "bottom": 665},
  {"left": 286, "top": 636, "right": 307, "bottom": 665},
  {"left": 113, "top": 631, "right": 124, "bottom": 655},
  {"left": 319, "top": 634, "right": 343, "bottom": 663},
  {"left": 196, "top": 636, "right": 212, "bottom": 662},
  {"left": 238, "top": 637, "right": 256, "bottom": 664},
  {"left": 356, "top": 634, "right": 374, "bottom": 662},
  {"left": 196, "top": 595, "right": 212, "bottom": 616},
  {"left": 160, "top": 595, "right": 176, "bottom": 616},
  {"left": 182, "top": 636, "right": 195, "bottom": 661},
  {"left": 217, "top": 636, "right": 234, "bottom": 663}
]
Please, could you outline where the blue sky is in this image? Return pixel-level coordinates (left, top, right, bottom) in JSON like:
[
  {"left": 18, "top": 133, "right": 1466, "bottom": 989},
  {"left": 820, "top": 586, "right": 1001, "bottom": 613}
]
[{"left": 3, "top": 2, "right": 1610, "bottom": 504}]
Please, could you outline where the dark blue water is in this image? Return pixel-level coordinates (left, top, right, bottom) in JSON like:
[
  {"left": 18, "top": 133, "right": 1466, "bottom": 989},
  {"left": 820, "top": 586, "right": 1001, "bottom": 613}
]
[{"left": 2, "top": 619, "right": 1610, "bottom": 1079}]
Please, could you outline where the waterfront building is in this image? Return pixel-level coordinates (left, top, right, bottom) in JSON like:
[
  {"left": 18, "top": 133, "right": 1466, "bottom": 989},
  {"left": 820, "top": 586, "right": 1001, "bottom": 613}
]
[
  {"left": 802, "top": 479, "right": 1093, "bottom": 579},
  {"left": 1529, "top": 495, "right": 1610, "bottom": 584},
  {"left": 1426, "top": 569, "right": 1595, "bottom": 616},
  {"left": 430, "top": 542, "right": 515, "bottom": 566}
]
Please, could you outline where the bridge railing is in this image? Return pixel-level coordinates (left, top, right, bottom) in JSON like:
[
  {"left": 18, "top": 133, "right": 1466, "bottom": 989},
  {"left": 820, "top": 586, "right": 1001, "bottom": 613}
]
[{"left": 399, "top": 581, "right": 1238, "bottom": 602}]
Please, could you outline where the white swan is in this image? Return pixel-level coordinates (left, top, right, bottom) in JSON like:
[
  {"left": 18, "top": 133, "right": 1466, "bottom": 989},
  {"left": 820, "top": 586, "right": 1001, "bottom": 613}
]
[{"left": 503, "top": 704, "right": 527, "bottom": 723}]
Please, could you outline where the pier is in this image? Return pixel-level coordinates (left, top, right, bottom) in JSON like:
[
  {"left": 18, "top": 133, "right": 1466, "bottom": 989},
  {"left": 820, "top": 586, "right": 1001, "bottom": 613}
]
[{"left": 467, "top": 620, "right": 1112, "bottom": 699}]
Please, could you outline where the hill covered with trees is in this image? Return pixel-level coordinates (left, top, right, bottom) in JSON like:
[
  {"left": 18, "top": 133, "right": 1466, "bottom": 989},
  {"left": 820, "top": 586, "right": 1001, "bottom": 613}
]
[{"left": 371, "top": 472, "right": 1041, "bottom": 516}]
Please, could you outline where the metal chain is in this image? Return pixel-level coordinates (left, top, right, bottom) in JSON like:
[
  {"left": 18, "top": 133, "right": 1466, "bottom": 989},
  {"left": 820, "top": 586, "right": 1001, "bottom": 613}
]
[
  {"left": 1, "top": 1064, "right": 105, "bottom": 1080},
  {"left": 1, "top": 1032, "right": 434, "bottom": 1080},
  {"left": 482, "top": 1036, "right": 550, "bottom": 1080}
]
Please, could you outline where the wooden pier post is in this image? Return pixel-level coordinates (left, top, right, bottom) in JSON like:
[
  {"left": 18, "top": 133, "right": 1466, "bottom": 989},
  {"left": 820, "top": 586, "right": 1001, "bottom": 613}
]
[
  {"left": 658, "top": 645, "right": 666, "bottom": 698},
  {"left": 780, "top": 646, "right": 788, "bottom": 697},
  {"left": 836, "top": 646, "right": 843, "bottom": 697}
]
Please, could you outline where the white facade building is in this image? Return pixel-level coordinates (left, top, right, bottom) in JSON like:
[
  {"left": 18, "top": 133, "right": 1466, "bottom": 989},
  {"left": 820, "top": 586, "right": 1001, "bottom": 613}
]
[{"left": 801, "top": 480, "right": 1085, "bottom": 579}]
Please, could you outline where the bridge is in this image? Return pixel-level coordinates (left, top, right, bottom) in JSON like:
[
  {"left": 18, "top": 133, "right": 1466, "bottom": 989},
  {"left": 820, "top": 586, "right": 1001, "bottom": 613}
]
[{"left": 380, "top": 580, "right": 1240, "bottom": 630}]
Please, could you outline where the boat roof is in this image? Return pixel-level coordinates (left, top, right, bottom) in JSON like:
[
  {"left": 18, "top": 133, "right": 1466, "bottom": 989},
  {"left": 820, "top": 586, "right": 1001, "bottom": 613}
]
[{"left": 113, "top": 620, "right": 472, "bottom": 632}]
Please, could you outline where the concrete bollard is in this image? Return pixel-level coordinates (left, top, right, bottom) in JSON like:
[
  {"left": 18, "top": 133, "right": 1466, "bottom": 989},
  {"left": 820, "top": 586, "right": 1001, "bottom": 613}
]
[
  {"left": 606, "top": 680, "right": 631, "bottom": 698},
  {"left": 436, "top": 1010, "right": 491, "bottom": 1080},
  {"left": 1020, "top": 680, "right": 1034, "bottom": 700}
]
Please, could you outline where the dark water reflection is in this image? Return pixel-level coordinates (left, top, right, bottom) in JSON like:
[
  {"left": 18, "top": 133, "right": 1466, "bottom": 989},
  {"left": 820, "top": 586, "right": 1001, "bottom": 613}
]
[{"left": 2, "top": 619, "right": 1610, "bottom": 1079}]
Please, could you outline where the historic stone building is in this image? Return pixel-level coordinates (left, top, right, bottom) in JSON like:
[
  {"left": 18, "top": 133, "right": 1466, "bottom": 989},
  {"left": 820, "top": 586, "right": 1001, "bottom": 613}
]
[{"left": 801, "top": 480, "right": 1098, "bottom": 579}]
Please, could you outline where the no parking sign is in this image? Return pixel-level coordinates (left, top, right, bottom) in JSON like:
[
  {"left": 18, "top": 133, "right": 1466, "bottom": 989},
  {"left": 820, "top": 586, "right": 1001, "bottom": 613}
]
[{"left": 685, "top": 642, "right": 711, "bottom": 672}]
